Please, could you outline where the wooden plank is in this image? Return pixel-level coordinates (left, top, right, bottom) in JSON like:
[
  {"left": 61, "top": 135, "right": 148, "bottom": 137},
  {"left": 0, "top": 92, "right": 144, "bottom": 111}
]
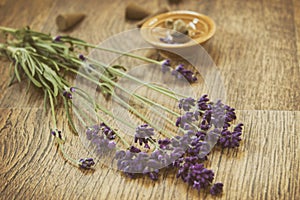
[
  {"left": 0, "top": 0, "right": 300, "bottom": 199},
  {"left": 0, "top": 109, "right": 299, "bottom": 199}
]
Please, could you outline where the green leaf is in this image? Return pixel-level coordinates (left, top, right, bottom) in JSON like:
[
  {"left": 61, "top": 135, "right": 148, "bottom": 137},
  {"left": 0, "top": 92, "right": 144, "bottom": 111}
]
[
  {"left": 111, "top": 65, "right": 127, "bottom": 72},
  {"left": 42, "top": 63, "right": 65, "bottom": 97},
  {"left": 63, "top": 98, "right": 78, "bottom": 135},
  {"left": 26, "top": 54, "right": 36, "bottom": 76},
  {"left": 35, "top": 42, "right": 57, "bottom": 54},
  {"left": 20, "top": 61, "right": 42, "bottom": 87},
  {"left": 26, "top": 78, "right": 31, "bottom": 93},
  {"left": 14, "top": 61, "right": 21, "bottom": 82}
]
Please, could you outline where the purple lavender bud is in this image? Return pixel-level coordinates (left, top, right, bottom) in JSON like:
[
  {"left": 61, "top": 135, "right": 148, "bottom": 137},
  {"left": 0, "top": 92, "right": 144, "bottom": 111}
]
[
  {"left": 67, "top": 93, "right": 72, "bottom": 99},
  {"left": 129, "top": 146, "right": 141, "bottom": 153},
  {"left": 70, "top": 87, "right": 76, "bottom": 92},
  {"left": 148, "top": 171, "right": 159, "bottom": 180},
  {"left": 78, "top": 158, "right": 95, "bottom": 169},
  {"left": 161, "top": 59, "right": 171, "bottom": 73},
  {"left": 175, "top": 117, "right": 181, "bottom": 127},
  {"left": 218, "top": 128, "right": 242, "bottom": 148},
  {"left": 99, "top": 122, "right": 116, "bottom": 140},
  {"left": 210, "top": 182, "right": 224, "bottom": 195},
  {"left": 107, "top": 141, "right": 116, "bottom": 149},
  {"left": 53, "top": 35, "right": 61, "bottom": 42},
  {"left": 134, "top": 124, "right": 155, "bottom": 148},
  {"left": 176, "top": 64, "right": 184, "bottom": 71},
  {"left": 63, "top": 90, "right": 72, "bottom": 99},
  {"left": 158, "top": 138, "right": 171, "bottom": 149},
  {"left": 51, "top": 130, "right": 56, "bottom": 136},
  {"left": 79, "top": 54, "right": 86, "bottom": 61},
  {"left": 178, "top": 97, "right": 196, "bottom": 111}
]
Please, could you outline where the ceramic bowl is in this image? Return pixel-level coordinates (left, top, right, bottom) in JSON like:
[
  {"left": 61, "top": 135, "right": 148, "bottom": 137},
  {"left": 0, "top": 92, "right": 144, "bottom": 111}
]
[{"left": 140, "top": 10, "right": 216, "bottom": 57}]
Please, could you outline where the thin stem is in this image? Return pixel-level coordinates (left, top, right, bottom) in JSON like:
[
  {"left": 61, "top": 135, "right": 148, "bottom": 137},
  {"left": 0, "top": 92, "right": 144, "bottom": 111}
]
[
  {"left": 86, "top": 57, "right": 180, "bottom": 100},
  {"left": 112, "top": 95, "right": 173, "bottom": 138},
  {"left": 74, "top": 88, "right": 136, "bottom": 130},
  {"left": 48, "top": 90, "right": 57, "bottom": 128},
  {"left": 134, "top": 93, "right": 180, "bottom": 117},
  {"left": 68, "top": 41, "right": 161, "bottom": 65},
  {"left": 57, "top": 141, "right": 79, "bottom": 166},
  {"left": 73, "top": 90, "right": 131, "bottom": 148}
]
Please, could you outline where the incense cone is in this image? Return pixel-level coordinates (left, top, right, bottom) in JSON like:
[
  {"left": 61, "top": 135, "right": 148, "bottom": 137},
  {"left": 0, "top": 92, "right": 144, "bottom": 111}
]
[
  {"left": 56, "top": 13, "right": 85, "bottom": 31},
  {"left": 168, "top": 0, "right": 182, "bottom": 4},
  {"left": 125, "top": 3, "right": 151, "bottom": 20}
]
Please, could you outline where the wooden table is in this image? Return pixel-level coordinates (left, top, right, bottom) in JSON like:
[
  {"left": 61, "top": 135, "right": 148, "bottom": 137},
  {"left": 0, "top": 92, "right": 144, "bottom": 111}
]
[{"left": 0, "top": 0, "right": 299, "bottom": 199}]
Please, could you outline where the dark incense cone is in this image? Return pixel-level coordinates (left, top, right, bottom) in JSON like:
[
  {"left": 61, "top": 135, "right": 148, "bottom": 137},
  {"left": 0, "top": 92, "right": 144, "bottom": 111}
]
[
  {"left": 137, "top": 6, "right": 170, "bottom": 27},
  {"left": 56, "top": 13, "right": 85, "bottom": 31},
  {"left": 168, "top": 0, "right": 182, "bottom": 4},
  {"left": 125, "top": 3, "right": 151, "bottom": 20}
]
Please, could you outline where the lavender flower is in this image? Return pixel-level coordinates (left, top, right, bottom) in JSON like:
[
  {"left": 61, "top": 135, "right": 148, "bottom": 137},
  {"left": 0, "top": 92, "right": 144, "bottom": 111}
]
[
  {"left": 53, "top": 35, "right": 61, "bottom": 42},
  {"left": 86, "top": 124, "right": 116, "bottom": 157},
  {"left": 218, "top": 125, "right": 242, "bottom": 148},
  {"left": 129, "top": 146, "right": 141, "bottom": 153},
  {"left": 79, "top": 54, "right": 86, "bottom": 61},
  {"left": 134, "top": 124, "right": 155, "bottom": 149},
  {"left": 63, "top": 90, "right": 72, "bottom": 99},
  {"left": 197, "top": 94, "right": 210, "bottom": 111},
  {"left": 171, "top": 64, "right": 197, "bottom": 83},
  {"left": 51, "top": 129, "right": 62, "bottom": 140},
  {"left": 78, "top": 158, "right": 95, "bottom": 169},
  {"left": 177, "top": 158, "right": 214, "bottom": 191},
  {"left": 70, "top": 87, "right": 76, "bottom": 92},
  {"left": 176, "top": 112, "right": 196, "bottom": 128},
  {"left": 179, "top": 97, "right": 196, "bottom": 111},
  {"left": 161, "top": 59, "right": 171, "bottom": 73},
  {"left": 160, "top": 36, "right": 175, "bottom": 44},
  {"left": 100, "top": 122, "right": 116, "bottom": 140},
  {"left": 210, "top": 182, "right": 224, "bottom": 195},
  {"left": 158, "top": 138, "right": 171, "bottom": 149}
]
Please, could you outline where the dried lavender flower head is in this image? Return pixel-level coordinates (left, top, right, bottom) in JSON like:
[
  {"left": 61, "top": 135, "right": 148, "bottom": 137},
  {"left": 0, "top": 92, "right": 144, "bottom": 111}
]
[{"left": 78, "top": 158, "right": 95, "bottom": 169}]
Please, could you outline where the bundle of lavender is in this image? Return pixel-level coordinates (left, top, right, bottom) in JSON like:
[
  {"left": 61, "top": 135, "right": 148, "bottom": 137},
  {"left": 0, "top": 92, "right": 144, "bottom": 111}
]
[{"left": 0, "top": 26, "right": 243, "bottom": 196}]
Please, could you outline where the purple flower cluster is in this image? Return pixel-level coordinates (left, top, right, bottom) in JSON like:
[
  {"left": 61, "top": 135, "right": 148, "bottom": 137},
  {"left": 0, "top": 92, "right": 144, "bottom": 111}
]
[
  {"left": 78, "top": 158, "right": 95, "bottom": 169},
  {"left": 94, "top": 95, "right": 242, "bottom": 195},
  {"left": 134, "top": 124, "right": 155, "bottom": 149},
  {"left": 62, "top": 87, "right": 75, "bottom": 99},
  {"left": 86, "top": 123, "right": 116, "bottom": 157},
  {"left": 161, "top": 59, "right": 171, "bottom": 73},
  {"left": 218, "top": 123, "right": 243, "bottom": 148},
  {"left": 178, "top": 97, "right": 196, "bottom": 111},
  {"left": 177, "top": 95, "right": 243, "bottom": 149},
  {"left": 53, "top": 35, "right": 61, "bottom": 42},
  {"left": 210, "top": 182, "right": 224, "bottom": 195},
  {"left": 172, "top": 64, "right": 197, "bottom": 83},
  {"left": 51, "top": 129, "right": 62, "bottom": 140},
  {"left": 177, "top": 158, "right": 214, "bottom": 190},
  {"left": 100, "top": 122, "right": 116, "bottom": 140},
  {"left": 160, "top": 60, "right": 197, "bottom": 83},
  {"left": 79, "top": 54, "right": 86, "bottom": 61}
]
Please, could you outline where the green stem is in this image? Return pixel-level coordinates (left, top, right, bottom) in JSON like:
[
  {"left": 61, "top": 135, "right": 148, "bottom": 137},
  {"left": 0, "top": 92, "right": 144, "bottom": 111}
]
[
  {"left": 0, "top": 26, "right": 17, "bottom": 33},
  {"left": 48, "top": 90, "right": 57, "bottom": 128},
  {"left": 86, "top": 57, "right": 180, "bottom": 100},
  {"left": 57, "top": 141, "right": 79, "bottom": 166},
  {"left": 74, "top": 87, "right": 136, "bottom": 130},
  {"left": 134, "top": 93, "right": 180, "bottom": 117},
  {"left": 112, "top": 95, "right": 173, "bottom": 138},
  {"left": 73, "top": 90, "right": 131, "bottom": 148},
  {"left": 69, "top": 41, "right": 161, "bottom": 65}
]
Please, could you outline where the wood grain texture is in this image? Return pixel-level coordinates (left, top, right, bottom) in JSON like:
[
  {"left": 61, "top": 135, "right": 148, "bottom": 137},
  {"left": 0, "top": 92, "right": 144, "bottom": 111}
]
[{"left": 0, "top": 0, "right": 300, "bottom": 199}]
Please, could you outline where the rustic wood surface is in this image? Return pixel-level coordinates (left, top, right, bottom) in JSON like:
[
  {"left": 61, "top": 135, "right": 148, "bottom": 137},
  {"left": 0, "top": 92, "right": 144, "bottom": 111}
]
[{"left": 0, "top": 0, "right": 299, "bottom": 199}]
